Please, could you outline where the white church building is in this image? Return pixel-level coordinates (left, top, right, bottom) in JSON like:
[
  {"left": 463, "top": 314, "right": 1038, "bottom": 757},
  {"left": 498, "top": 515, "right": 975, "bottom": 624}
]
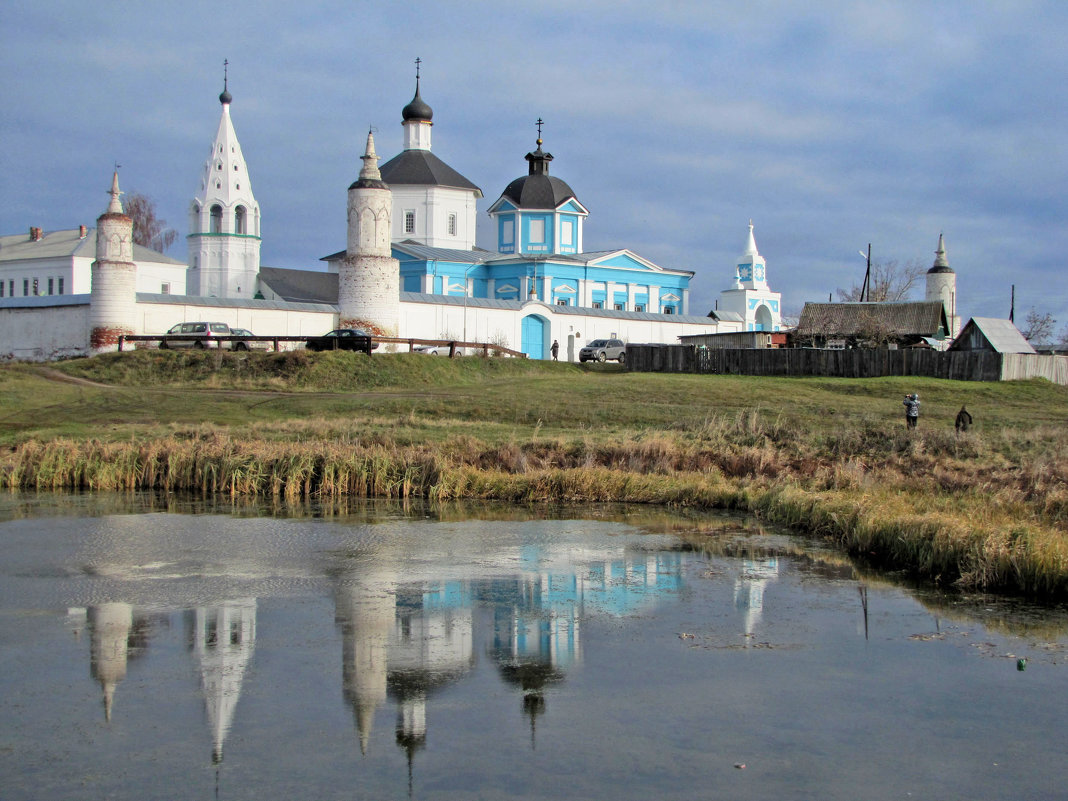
[{"left": 0, "top": 70, "right": 784, "bottom": 362}]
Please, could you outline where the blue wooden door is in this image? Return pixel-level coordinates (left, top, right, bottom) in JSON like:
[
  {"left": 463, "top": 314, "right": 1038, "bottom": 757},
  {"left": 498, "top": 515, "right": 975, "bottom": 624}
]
[{"left": 521, "top": 315, "right": 546, "bottom": 359}]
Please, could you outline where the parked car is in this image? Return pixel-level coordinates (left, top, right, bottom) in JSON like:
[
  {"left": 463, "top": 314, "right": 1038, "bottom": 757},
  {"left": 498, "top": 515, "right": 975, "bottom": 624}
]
[
  {"left": 579, "top": 338, "right": 626, "bottom": 363},
  {"left": 228, "top": 328, "right": 273, "bottom": 351},
  {"left": 304, "top": 329, "right": 378, "bottom": 353},
  {"left": 413, "top": 344, "right": 463, "bottom": 355},
  {"left": 159, "top": 321, "right": 231, "bottom": 349}
]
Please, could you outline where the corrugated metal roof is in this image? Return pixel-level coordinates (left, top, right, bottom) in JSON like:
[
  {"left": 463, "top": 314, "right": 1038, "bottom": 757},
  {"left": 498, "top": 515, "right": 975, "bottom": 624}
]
[
  {"left": 136, "top": 292, "right": 334, "bottom": 312},
  {"left": 798, "top": 301, "right": 947, "bottom": 337},
  {"left": 258, "top": 266, "right": 338, "bottom": 304},
  {"left": 949, "top": 317, "right": 1037, "bottom": 354},
  {"left": 0, "top": 293, "right": 89, "bottom": 308}
]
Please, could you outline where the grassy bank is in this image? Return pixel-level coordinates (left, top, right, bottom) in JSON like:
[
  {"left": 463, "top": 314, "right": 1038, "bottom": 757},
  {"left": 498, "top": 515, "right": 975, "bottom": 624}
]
[{"left": 2, "top": 350, "right": 1066, "bottom": 597}]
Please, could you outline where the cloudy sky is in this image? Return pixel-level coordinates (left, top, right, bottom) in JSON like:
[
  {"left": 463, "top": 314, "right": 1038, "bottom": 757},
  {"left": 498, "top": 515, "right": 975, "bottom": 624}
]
[{"left": 3, "top": 1, "right": 1066, "bottom": 332}]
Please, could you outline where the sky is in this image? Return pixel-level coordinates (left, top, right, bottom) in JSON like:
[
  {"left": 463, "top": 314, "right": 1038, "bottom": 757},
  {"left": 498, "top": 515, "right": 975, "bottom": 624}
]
[{"left": 3, "top": 1, "right": 1066, "bottom": 335}]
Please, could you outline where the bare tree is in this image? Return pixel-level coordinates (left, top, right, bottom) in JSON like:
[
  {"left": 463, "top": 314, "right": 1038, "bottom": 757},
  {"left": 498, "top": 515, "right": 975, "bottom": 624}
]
[
  {"left": 124, "top": 192, "right": 178, "bottom": 253},
  {"left": 1021, "top": 307, "right": 1056, "bottom": 345},
  {"left": 837, "top": 259, "right": 924, "bottom": 303},
  {"left": 1057, "top": 324, "right": 1068, "bottom": 351}
]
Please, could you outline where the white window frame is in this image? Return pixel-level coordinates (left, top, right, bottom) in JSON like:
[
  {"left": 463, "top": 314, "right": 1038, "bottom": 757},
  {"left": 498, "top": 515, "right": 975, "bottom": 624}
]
[
  {"left": 448, "top": 213, "right": 457, "bottom": 236},
  {"left": 529, "top": 218, "right": 545, "bottom": 244}
]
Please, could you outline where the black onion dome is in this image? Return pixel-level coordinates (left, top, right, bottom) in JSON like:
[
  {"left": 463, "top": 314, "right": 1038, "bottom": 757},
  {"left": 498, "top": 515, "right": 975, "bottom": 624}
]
[
  {"left": 502, "top": 174, "right": 577, "bottom": 208},
  {"left": 402, "top": 83, "right": 433, "bottom": 121},
  {"left": 219, "top": 87, "right": 232, "bottom": 105},
  {"left": 501, "top": 140, "right": 577, "bottom": 208}
]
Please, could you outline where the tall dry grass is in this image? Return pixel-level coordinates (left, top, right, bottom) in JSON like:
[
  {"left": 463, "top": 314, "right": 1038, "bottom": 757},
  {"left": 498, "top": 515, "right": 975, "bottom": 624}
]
[{"left": 2, "top": 414, "right": 1065, "bottom": 597}]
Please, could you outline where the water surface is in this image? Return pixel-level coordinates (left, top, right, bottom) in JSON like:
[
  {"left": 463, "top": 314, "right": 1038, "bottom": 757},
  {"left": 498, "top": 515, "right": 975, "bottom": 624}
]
[{"left": 0, "top": 495, "right": 1065, "bottom": 800}]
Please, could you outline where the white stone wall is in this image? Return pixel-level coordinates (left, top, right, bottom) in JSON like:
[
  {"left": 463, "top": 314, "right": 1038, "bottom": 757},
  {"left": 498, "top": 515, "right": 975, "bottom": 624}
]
[
  {"left": 0, "top": 302, "right": 89, "bottom": 361},
  {"left": 394, "top": 297, "right": 737, "bottom": 358}
]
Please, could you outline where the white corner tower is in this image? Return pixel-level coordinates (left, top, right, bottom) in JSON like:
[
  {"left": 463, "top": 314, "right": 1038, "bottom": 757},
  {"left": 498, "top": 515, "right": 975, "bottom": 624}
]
[
  {"left": 339, "top": 130, "right": 399, "bottom": 335},
  {"left": 716, "top": 221, "right": 782, "bottom": 331},
  {"left": 90, "top": 171, "right": 138, "bottom": 353},
  {"left": 925, "top": 233, "right": 959, "bottom": 338},
  {"left": 187, "top": 63, "right": 261, "bottom": 299}
]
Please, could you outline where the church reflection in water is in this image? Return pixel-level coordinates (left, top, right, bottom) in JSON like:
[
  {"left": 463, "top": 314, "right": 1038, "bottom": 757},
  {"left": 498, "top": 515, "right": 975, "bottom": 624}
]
[{"left": 70, "top": 538, "right": 699, "bottom": 775}]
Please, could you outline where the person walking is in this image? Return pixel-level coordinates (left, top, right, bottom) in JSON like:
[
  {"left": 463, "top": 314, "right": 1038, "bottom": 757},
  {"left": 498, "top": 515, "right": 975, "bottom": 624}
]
[
  {"left": 955, "top": 404, "right": 973, "bottom": 432},
  {"left": 903, "top": 393, "right": 920, "bottom": 429},
  {"left": 550, "top": 340, "right": 559, "bottom": 361}
]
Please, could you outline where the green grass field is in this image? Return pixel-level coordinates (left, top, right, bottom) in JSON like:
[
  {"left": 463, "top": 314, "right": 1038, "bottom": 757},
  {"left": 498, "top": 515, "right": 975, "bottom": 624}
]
[{"left": 2, "top": 350, "right": 1066, "bottom": 597}]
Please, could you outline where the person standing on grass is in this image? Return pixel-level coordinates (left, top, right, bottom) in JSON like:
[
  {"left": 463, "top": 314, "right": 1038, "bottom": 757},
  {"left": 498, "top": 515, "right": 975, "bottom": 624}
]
[
  {"left": 551, "top": 340, "right": 559, "bottom": 361},
  {"left": 955, "top": 404, "right": 973, "bottom": 432},
  {"left": 903, "top": 393, "right": 920, "bottom": 429}
]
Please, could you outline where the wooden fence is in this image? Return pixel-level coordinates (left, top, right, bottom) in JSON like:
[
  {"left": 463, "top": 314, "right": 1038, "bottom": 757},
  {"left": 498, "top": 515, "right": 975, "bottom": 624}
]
[{"left": 626, "top": 345, "right": 1068, "bottom": 384}]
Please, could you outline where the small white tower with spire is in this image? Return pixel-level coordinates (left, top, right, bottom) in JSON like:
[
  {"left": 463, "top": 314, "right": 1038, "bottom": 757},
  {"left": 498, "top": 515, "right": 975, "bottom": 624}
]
[
  {"left": 716, "top": 221, "right": 783, "bottom": 331},
  {"left": 925, "top": 233, "right": 959, "bottom": 338},
  {"left": 338, "top": 130, "right": 400, "bottom": 335},
  {"left": 187, "top": 62, "right": 261, "bottom": 299},
  {"left": 89, "top": 171, "right": 138, "bottom": 353},
  {"left": 379, "top": 60, "right": 482, "bottom": 250}
]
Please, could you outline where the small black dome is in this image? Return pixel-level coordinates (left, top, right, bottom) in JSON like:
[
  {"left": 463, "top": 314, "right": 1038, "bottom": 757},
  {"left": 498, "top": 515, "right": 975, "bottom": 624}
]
[
  {"left": 402, "top": 84, "right": 432, "bottom": 122},
  {"left": 219, "top": 88, "right": 232, "bottom": 105},
  {"left": 502, "top": 174, "right": 577, "bottom": 209}
]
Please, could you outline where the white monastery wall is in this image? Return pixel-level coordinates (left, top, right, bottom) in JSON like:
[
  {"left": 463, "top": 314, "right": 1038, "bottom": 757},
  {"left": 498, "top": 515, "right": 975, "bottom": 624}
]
[{"left": 0, "top": 302, "right": 89, "bottom": 361}]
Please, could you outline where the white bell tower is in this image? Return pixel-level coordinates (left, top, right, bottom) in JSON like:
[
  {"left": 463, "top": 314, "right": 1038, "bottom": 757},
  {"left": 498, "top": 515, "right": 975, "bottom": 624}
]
[
  {"left": 716, "top": 221, "right": 783, "bottom": 332},
  {"left": 187, "top": 62, "right": 261, "bottom": 298}
]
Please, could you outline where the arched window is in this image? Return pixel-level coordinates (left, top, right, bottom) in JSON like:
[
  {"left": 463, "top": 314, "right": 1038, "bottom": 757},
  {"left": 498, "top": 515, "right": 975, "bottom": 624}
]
[
  {"left": 210, "top": 205, "right": 223, "bottom": 234},
  {"left": 235, "top": 206, "right": 246, "bottom": 234}
]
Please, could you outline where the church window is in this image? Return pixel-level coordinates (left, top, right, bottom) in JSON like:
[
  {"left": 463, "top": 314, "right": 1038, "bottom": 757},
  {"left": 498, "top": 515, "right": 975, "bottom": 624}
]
[
  {"left": 404, "top": 210, "right": 415, "bottom": 234},
  {"left": 234, "top": 164, "right": 239, "bottom": 171},
  {"left": 664, "top": 306, "right": 674, "bottom": 314},
  {"left": 556, "top": 298, "right": 569, "bottom": 306},
  {"left": 58, "top": 278, "right": 64, "bottom": 294},
  {"left": 0, "top": 282, "right": 4, "bottom": 297},
  {"left": 161, "top": 283, "right": 171, "bottom": 294},
  {"left": 614, "top": 303, "right": 624, "bottom": 311},
  {"left": 501, "top": 219, "right": 514, "bottom": 246},
  {"left": 530, "top": 219, "right": 545, "bottom": 243},
  {"left": 216, "top": 162, "right": 222, "bottom": 170},
  {"left": 23, "top": 279, "right": 29, "bottom": 296},
  {"left": 592, "top": 301, "right": 602, "bottom": 309},
  {"left": 235, "top": 206, "right": 246, "bottom": 234},
  {"left": 634, "top": 304, "right": 644, "bottom": 313},
  {"left": 561, "top": 219, "right": 573, "bottom": 243},
  {"left": 210, "top": 205, "right": 223, "bottom": 233},
  {"left": 47, "top": 278, "right": 54, "bottom": 295},
  {"left": 448, "top": 213, "right": 457, "bottom": 236}
]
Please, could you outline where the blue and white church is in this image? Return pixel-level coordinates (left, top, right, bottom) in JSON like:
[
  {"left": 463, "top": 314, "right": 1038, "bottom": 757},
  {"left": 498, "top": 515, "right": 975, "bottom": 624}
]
[{"left": 0, "top": 68, "right": 784, "bottom": 361}]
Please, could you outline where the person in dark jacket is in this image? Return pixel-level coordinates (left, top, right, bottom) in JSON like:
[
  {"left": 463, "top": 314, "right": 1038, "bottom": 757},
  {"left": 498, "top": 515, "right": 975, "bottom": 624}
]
[
  {"left": 903, "top": 393, "right": 920, "bottom": 429},
  {"left": 955, "top": 405, "right": 973, "bottom": 432},
  {"left": 550, "top": 340, "right": 559, "bottom": 361}
]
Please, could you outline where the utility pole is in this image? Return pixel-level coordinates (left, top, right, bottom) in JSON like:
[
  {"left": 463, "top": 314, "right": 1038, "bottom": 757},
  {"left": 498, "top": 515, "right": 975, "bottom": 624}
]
[{"left": 861, "top": 244, "right": 871, "bottom": 302}]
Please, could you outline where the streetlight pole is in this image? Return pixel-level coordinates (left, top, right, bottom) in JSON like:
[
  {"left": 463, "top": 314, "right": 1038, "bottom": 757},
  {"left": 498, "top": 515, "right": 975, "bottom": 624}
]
[{"left": 462, "top": 262, "right": 479, "bottom": 346}]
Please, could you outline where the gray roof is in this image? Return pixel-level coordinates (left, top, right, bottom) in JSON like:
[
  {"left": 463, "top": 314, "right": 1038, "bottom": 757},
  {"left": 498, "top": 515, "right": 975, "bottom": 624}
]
[
  {"left": 257, "top": 266, "right": 339, "bottom": 304},
  {"left": 797, "top": 301, "right": 948, "bottom": 337},
  {"left": 399, "top": 291, "right": 718, "bottom": 325},
  {"left": 948, "top": 317, "right": 1037, "bottom": 354},
  {"left": 136, "top": 292, "right": 334, "bottom": 313},
  {"left": 0, "top": 227, "right": 184, "bottom": 265},
  {"left": 379, "top": 150, "right": 482, "bottom": 195},
  {"left": 501, "top": 173, "right": 577, "bottom": 209}
]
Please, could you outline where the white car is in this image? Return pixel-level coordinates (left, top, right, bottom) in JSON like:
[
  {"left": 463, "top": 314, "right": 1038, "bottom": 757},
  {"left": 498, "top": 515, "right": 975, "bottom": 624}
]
[{"left": 414, "top": 344, "right": 462, "bottom": 355}]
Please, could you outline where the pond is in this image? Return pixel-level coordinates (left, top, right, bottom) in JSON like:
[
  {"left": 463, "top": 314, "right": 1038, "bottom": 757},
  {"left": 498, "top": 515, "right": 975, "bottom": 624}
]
[{"left": 0, "top": 494, "right": 1066, "bottom": 801}]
